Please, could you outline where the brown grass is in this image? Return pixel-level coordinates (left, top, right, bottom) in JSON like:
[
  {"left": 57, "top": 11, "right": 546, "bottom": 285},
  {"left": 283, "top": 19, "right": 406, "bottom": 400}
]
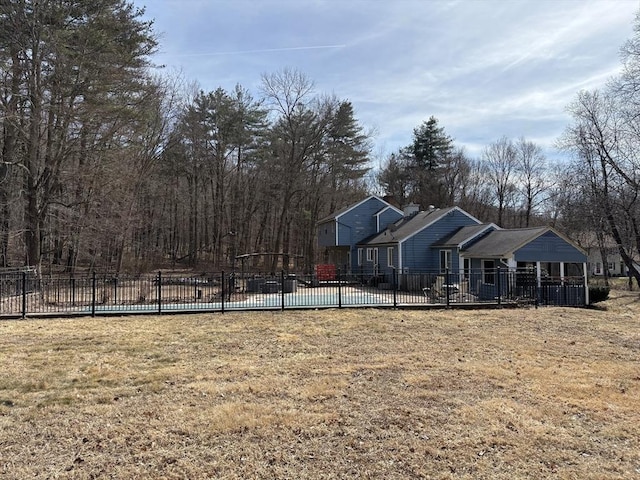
[{"left": 0, "top": 292, "right": 639, "bottom": 479}]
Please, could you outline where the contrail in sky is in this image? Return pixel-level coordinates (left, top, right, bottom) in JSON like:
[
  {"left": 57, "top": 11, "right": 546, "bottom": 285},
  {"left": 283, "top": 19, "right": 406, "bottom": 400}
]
[{"left": 168, "top": 45, "right": 346, "bottom": 57}]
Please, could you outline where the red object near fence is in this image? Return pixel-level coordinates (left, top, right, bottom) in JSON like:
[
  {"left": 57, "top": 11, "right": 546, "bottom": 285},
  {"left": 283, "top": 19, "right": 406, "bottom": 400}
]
[{"left": 315, "top": 264, "right": 336, "bottom": 281}]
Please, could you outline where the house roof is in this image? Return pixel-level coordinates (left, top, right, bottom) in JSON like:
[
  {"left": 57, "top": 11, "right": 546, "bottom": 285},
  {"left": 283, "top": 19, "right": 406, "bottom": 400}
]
[
  {"left": 317, "top": 195, "right": 402, "bottom": 224},
  {"left": 433, "top": 224, "right": 499, "bottom": 248},
  {"left": 461, "top": 227, "right": 549, "bottom": 258},
  {"left": 358, "top": 207, "right": 459, "bottom": 245}
]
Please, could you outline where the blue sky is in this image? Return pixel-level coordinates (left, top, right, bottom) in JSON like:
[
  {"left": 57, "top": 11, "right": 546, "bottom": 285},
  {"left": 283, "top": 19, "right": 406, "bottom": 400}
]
[{"left": 133, "top": 0, "right": 639, "bottom": 163}]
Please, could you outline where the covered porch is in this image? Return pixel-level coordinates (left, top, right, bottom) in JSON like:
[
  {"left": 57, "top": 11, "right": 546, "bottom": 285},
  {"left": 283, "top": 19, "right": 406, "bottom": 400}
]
[{"left": 457, "top": 258, "right": 589, "bottom": 306}]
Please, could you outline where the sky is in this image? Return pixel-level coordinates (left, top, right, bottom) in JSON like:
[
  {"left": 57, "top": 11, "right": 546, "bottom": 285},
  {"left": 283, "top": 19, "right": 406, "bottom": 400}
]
[{"left": 132, "top": 0, "right": 640, "bottom": 163}]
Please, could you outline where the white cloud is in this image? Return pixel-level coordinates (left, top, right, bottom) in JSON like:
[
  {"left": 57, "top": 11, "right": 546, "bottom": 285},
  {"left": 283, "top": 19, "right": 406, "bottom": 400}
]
[{"left": 136, "top": 0, "right": 639, "bottom": 161}]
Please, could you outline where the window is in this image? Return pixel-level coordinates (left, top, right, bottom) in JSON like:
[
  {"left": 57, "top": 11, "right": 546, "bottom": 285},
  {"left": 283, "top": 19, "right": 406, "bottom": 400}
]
[
  {"left": 463, "top": 258, "right": 471, "bottom": 279},
  {"left": 357, "top": 248, "right": 363, "bottom": 266},
  {"left": 440, "top": 250, "right": 452, "bottom": 273},
  {"left": 483, "top": 260, "right": 495, "bottom": 284},
  {"left": 540, "top": 262, "right": 560, "bottom": 279},
  {"left": 366, "top": 248, "right": 373, "bottom": 262},
  {"left": 387, "top": 247, "right": 394, "bottom": 267}
]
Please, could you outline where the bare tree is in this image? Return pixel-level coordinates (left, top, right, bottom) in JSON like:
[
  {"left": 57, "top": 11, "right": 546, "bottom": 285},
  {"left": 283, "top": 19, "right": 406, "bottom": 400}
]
[
  {"left": 260, "top": 69, "right": 326, "bottom": 271},
  {"left": 514, "top": 137, "right": 550, "bottom": 227},
  {"left": 377, "top": 151, "right": 412, "bottom": 207},
  {"left": 562, "top": 89, "right": 640, "bottom": 286},
  {"left": 0, "top": 0, "right": 157, "bottom": 270},
  {"left": 483, "top": 136, "right": 518, "bottom": 227},
  {"left": 457, "top": 158, "right": 493, "bottom": 221}
]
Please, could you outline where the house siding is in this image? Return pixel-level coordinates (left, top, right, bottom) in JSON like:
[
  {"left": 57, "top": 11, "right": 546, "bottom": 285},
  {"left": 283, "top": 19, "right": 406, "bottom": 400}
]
[
  {"left": 377, "top": 208, "right": 404, "bottom": 233},
  {"left": 336, "top": 197, "right": 389, "bottom": 247},
  {"left": 401, "top": 210, "right": 480, "bottom": 271},
  {"left": 469, "top": 258, "right": 483, "bottom": 270},
  {"left": 514, "top": 231, "right": 587, "bottom": 263},
  {"left": 317, "top": 196, "right": 395, "bottom": 252},
  {"left": 317, "top": 220, "right": 336, "bottom": 247}
]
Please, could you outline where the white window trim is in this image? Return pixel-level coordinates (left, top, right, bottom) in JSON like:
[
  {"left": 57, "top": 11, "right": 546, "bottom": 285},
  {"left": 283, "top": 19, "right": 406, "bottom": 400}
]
[
  {"left": 462, "top": 257, "right": 471, "bottom": 279},
  {"left": 387, "top": 247, "right": 394, "bottom": 267},
  {"left": 440, "top": 249, "right": 452, "bottom": 273}
]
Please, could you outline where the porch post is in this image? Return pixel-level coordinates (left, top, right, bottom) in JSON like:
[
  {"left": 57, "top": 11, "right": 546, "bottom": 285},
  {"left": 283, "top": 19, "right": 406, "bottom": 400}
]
[
  {"left": 583, "top": 262, "right": 589, "bottom": 305},
  {"left": 536, "top": 261, "right": 543, "bottom": 305},
  {"left": 560, "top": 262, "right": 565, "bottom": 285}
]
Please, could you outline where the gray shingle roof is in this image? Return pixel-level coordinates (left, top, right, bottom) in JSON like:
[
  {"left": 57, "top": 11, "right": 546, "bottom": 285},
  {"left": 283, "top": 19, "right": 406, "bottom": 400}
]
[
  {"left": 461, "top": 227, "right": 549, "bottom": 257},
  {"left": 434, "top": 224, "right": 497, "bottom": 247},
  {"left": 317, "top": 202, "right": 359, "bottom": 224}
]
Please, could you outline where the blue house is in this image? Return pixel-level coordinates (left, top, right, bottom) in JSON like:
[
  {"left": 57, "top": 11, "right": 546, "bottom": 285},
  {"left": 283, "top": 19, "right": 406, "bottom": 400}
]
[{"left": 317, "top": 196, "right": 589, "bottom": 303}]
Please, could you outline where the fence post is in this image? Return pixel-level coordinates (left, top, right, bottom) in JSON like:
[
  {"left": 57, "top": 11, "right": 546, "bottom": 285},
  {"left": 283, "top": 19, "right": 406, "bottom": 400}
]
[
  {"left": 445, "top": 268, "right": 450, "bottom": 308},
  {"left": 221, "top": 271, "right": 225, "bottom": 314},
  {"left": 496, "top": 266, "right": 502, "bottom": 306},
  {"left": 281, "top": 270, "right": 285, "bottom": 311},
  {"left": 21, "top": 272, "right": 26, "bottom": 319},
  {"left": 91, "top": 271, "right": 96, "bottom": 317},
  {"left": 338, "top": 268, "right": 342, "bottom": 308},
  {"left": 393, "top": 268, "right": 397, "bottom": 308},
  {"left": 157, "top": 271, "right": 162, "bottom": 314}
]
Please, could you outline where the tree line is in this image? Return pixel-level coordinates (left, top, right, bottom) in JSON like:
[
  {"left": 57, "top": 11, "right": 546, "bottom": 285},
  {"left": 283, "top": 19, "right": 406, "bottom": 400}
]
[
  {"left": 376, "top": 118, "right": 555, "bottom": 230},
  {"left": 1, "top": 1, "right": 638, "bottom": 283},
  {"left": 0, "top": 1, "right": 370, "bottom": 274}
]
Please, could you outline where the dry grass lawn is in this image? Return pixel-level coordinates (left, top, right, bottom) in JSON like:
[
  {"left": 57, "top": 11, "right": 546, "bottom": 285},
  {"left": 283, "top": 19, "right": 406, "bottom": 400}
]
[{"left": 1, "top": 292, "right": 639, "bottom": 479}]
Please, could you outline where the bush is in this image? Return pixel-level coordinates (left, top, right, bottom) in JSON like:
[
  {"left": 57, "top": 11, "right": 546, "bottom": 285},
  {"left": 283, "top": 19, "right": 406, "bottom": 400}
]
[{"left": 589, "top": 285, "right": 610, "bottom": 304}]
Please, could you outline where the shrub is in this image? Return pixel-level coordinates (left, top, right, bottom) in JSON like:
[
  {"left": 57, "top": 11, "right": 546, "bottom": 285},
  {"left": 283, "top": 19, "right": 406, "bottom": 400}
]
[{"left": 589, "top": 285, "right": 610, "bottom": 304}]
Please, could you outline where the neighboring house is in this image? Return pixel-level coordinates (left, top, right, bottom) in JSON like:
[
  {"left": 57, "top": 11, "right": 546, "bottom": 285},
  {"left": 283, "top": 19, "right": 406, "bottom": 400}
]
[
  {"left": 578, "top": 234, "right": 637, "bottom": 277},
  {"left": 317, "top": 196, "right": 588, "bottom": 302}
]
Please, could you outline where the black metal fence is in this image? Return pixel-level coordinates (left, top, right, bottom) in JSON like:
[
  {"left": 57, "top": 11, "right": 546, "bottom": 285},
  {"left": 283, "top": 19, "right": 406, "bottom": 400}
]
[{"left": 0, "top": 268, "right": 588, "bottom": 318}]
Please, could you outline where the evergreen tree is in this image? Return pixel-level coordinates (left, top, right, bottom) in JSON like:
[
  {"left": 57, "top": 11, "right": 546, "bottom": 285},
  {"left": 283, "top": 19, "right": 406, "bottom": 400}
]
[
  {"left": 409, "top": 116, "right": 454, "bottom": 208},
  {"left": 411, "top": 116, "right": 454, "bottom": 171}
]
